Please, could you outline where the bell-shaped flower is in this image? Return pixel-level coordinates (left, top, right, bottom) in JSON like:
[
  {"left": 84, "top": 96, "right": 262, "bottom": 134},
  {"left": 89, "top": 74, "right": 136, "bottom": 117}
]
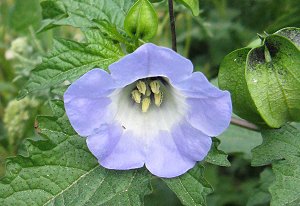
[{"left": 64, "top": 43, "right": 232, "bottom": 178}]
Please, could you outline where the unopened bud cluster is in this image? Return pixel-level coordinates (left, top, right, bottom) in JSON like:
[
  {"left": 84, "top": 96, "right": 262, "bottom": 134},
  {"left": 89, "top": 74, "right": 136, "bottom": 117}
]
[{"left": 131, "top": 79, "right": 163, "bottom": 112}]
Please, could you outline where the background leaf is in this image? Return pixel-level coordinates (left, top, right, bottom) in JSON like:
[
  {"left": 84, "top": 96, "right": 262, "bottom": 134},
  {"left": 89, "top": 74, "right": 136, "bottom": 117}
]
[
  {"left": 218, "top": 124, "right": 262, "bottom": 158},
  {"left": 0, "top": 101, "right": 152, "bottom": 206},
  {"left": 163, "top": 164, "right": 213, "bottom": 206},
  {"left": 9, "top": 0, "right": 41, "bottom": 33},
  {"left": 247, "top": 168, "right": 274, "bottom": 206},
  {"left": 251, "top": 124, "right": 300, "bottom": 166},
  {"left": 270, "top": 156, "right": 300, "bottom": 206},
  {"left": 38, "top": 0, "right": 135, "bottom": 32},
  {"left": 19, "top": 32, "right": 123, "bottom": 98},
  {"left": 176, "top": 0, "right": 200, "bottom": 16},
  {"left": 205, "top": 138, "right": 230, "bottom": 167}
]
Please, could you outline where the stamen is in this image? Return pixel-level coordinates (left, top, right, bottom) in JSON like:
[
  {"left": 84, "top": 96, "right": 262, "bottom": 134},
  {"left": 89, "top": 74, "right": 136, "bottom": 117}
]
[
  {"left": 150, "top": 80, "right": 160, "bottom": 94},
  {"left": 154, "top": 91, "right": 163, "bottom": 107},
  {"left": 136, "top": 81, "right": 146, "bottom": 95},
  {"left": 142, "top": 97, "right": 151, "bottom": 112},
  {"left": 132, "top": 79, "right": 166, "bottom": 112},
  {"left": 131, "top": 90, "right": 141, "bottom": 103},
  {"left": 145, "top": 85, "right": 151, "bottom": 96}
]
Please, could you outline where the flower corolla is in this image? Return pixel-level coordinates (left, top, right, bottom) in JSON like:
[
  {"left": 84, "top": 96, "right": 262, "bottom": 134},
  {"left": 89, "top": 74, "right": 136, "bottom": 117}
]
[{"left": 64, "top": 43, "right": 232, "bottom": 178}]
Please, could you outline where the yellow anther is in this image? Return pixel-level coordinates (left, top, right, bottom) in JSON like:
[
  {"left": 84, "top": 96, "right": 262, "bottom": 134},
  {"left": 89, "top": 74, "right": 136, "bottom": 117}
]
[
  {"left": 131, "top": 90, "right": 141, "bottom": 103},
  {"left": 154, "top": 91, "right": 163, "bottom": 107},
  {"left": 142, "top": 97, "right": 151, "bottom": 112},
  {"left": 136, "top": 81, "right": 147, "bottom": 95},
  {"left": 149, "top": 80, "right": 160, "bottom": 94}
]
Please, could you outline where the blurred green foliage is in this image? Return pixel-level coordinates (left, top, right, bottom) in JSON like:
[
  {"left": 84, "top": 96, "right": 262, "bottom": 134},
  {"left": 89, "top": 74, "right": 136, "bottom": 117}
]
[
  {"left": 0, "top": 0, "right": 83, "bottom": 176},
  {"left": 0, "top": 0, "right": 299, "bottom": 205}
]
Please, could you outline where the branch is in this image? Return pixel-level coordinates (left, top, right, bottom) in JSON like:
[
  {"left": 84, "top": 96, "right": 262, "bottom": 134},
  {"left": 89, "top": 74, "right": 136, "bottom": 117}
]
[
  {"left": 230, "top": 117, "right": 260, "bottom": 132},
  {"left": 168, "top": 0, "right": 177, "bottom": 51}
]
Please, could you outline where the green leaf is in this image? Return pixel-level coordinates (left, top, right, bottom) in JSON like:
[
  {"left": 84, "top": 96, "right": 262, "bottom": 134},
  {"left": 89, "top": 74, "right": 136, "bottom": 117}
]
[
  {"left": 0, "top": 100, "right": 152, "bottom": 205},
  {"left": 163, "top": 164, "right": 213, "bottom": 206},
  {"left": 251, "top": 124, "right": 300, "bottom": 166},
  {"left": 144, "top": 178, "right": 182, "bottom": 206},
  {"left": 176, "top": 0, "right": 200, "bottom": 16},
  {"left": 124, "top": 0, "right": 158, "bottom": 40},
  {"left": 38, "top": 0, "right": 68, "bottom": 32},
  {"left": 205, "top": 138, "right": 231, "bottom": 167},
  {"left": 38, "top": 0, "right": 135, "bottom": 32},
  {"left": 245, "top": 34, "right": 300, "bottom": 128},
  {"left": 269, "top": 156, "right": 300, "bottom": 206},
  {"left": 19, "top": 31, "right": 123, "bottom": 98},
  {"left": 217, "top": 124, "right": 262, "bottom": 158},
  {"left": 275, "top": 27, "right": 300, "bottom": 49},
  {"left": 40, "top": 0, "right": 66, "bottom": 19},
  {"left": 91, "top": 20, "right": 136, "bottom": 50},
  {"left": 247, "top": 168, "right": 275, "bottom": 206},
  {"left": 218, "top": 48, "right": 265, "bottom": 124}
]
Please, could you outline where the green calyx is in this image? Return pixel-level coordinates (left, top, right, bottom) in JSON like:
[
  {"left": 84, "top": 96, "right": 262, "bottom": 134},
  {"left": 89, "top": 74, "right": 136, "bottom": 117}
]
[{"left": 219, "top": 27, "right": 300, "bottom": 128}]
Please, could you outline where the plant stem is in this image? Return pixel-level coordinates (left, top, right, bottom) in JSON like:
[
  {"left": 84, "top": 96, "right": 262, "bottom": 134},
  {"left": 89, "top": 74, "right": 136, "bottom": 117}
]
[
  {"left": 168, "top": 0, "right": 177, "bottom": 51},
  {"left": 230, "top": 117, "right": 260, "bottom": 131}
]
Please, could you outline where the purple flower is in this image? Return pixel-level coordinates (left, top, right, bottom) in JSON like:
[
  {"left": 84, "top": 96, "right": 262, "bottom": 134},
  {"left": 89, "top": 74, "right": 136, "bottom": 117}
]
[{"left": 64, "top": 43, "right": 232, "bottom": 178}]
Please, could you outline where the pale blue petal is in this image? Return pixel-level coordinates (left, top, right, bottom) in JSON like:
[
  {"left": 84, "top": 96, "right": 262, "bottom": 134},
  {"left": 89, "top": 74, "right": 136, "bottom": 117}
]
[
  {"left": 65, "top": 69, "right": 116, "bottom": 98},
  {"left": 174, "top": 72, "right": 232, "bottom": 137},
  {"left": 145, "top": 130, "right": 196, "bottom": 178},
  {"left": 173, "top": 72, "right": 227, "bottom": 98},
  {"left": 172, "top": 119, "right": 212, "bottom": 161},
  {"left": 64, "top": 69, "right": 116, "bottom": 136},
  {"left": 98, "top": 128, "right": 146, "bottom": 170},
  {"left": 109, "top": 43, "right": 193, "bottom": 87},
  {"left": 186, "top": 94, "right": 232, "bottom": 137},
  {"left": 86, "top": 123, "right": 122, "bottom": 160}
]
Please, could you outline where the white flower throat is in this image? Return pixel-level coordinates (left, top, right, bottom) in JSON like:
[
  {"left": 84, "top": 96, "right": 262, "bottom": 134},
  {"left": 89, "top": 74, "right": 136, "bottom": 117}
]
[
  {"left": 131, "top": 79, "right": 164, "bottom": 112},
  {"left": 109, "top": 76, "right": 187, "bottom": 139}
]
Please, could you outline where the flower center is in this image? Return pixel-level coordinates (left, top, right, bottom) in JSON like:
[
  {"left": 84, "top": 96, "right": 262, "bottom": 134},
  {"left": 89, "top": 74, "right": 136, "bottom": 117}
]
[
  {"left": 131, "top": 78, "right": 164, "bottom": 112},
  {"left": 110, "top": 76, "right": 187, "bottom": 138}
]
